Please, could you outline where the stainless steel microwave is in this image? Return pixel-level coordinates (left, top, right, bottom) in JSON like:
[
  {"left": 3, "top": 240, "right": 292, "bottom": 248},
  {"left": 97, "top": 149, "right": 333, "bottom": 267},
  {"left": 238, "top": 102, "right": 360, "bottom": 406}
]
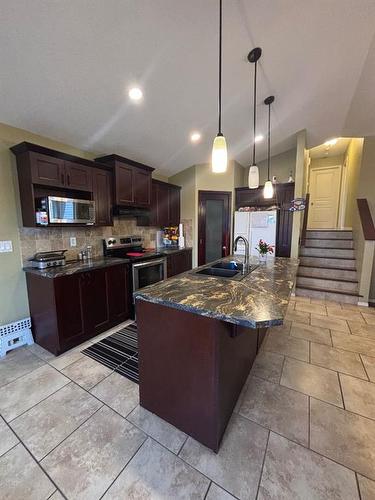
[{"left": 47, "top": 196, "right": 95, "bottom": 225}]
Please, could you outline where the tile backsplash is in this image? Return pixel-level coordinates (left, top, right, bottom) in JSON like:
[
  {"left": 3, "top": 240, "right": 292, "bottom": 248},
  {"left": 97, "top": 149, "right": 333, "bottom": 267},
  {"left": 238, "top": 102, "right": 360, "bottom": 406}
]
[{"left": 19, "top": 217, "right": 194, "bottom": 265}]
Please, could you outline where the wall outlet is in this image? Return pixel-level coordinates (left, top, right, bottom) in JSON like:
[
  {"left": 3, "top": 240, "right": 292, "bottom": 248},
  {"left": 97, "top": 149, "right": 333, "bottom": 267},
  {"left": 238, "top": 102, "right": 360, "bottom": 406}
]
[
  {"left": 0, "top": 241, "right": 13, "bottom": 253},
  {"left": 70, "top": 237, "right": 77, "bottom": 247}
]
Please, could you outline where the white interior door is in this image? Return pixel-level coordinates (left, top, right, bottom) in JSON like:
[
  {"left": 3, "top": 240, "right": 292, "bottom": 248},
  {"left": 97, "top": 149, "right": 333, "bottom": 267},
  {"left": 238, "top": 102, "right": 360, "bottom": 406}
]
[{"left": 308, "top": 165, "right": 342, "bottom": 229}]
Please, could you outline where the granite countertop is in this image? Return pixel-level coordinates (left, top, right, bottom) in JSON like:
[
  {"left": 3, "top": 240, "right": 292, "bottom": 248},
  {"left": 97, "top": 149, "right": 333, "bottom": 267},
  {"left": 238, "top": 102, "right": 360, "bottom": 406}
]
[
  {"left": 134, "top": 255, "right": 299, "bottom": 328},
  {"left": 23, "top": 257, "right": 130, "bottom": 278},
  {"left": 157, "top": 247, "right": 193, "bottom": 255}
]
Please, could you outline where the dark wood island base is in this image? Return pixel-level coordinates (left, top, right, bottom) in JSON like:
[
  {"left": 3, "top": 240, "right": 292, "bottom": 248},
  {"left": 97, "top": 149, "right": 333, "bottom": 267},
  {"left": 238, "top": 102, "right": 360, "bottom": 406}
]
[{"left": 136, "top": 300, "right": 267, "bottom": 452}]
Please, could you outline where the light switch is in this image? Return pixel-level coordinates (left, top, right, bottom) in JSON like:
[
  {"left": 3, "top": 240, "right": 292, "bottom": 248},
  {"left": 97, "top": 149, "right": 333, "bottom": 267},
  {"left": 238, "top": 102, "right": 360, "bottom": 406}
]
[
  {"left": 70, "top": 237, "right": 77, "bottom": 247},
  {"left": 0, "top": 241, "right": 13, "bottom": 253}
]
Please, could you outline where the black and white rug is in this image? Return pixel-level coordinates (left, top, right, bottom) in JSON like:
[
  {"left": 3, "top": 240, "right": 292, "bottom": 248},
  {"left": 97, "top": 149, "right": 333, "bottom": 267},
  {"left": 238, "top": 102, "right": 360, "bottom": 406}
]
[{"left": 82, "top": 322, "right": 139, "bottom": 383}]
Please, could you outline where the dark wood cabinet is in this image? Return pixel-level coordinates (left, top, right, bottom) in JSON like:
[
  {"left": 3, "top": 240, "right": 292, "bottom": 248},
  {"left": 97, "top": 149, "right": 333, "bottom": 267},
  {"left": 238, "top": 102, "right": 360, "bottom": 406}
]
[
  {"left": 64, "top": 161, "right": 93, "bottom": 192},
  {"left": 11, "top": 142, "right": 114, "bottom": 227},
  {"left": 95, "top": 154, "right": 154, "bottom": 208},
  {"left": 93, "top": 168, "right": 113, "bottom": 226},
  {"left": 30, "top": 152, "right": 65, "bottom": 187},
  {"left": 167, "top": 249, "right": 192, "bottom": 278},
  {"left": 25, "top": 263, "right": 131, "bottom": 355},
  {"left": 168, "top": 185, "right": 181, "bottom": 226},
  {"left": 235, "top": 182, "right": 295, "bottom": 258}
]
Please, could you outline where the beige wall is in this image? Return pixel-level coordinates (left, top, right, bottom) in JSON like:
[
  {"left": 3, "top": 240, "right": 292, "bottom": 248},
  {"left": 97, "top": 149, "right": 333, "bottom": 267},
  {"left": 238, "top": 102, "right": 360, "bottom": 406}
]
[
  {"left": 290, "top": 130, "right": 306, "bottom": 259},
  {"left": 343, "top": 138, "right": 364, "bottom": 227},
  {"left": 0, "top": 122, "right": 167, "bottom": 325},
  {"left": 243, "top": 148, "right": 297, "bottom": 187}
]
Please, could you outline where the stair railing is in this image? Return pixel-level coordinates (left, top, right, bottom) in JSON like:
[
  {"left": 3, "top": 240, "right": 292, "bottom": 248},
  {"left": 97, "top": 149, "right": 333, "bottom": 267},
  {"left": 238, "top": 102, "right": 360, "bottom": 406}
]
[
  {"left": 355, "top": 198, "right": 375, "bottom": 306},
  {"left": 300, "top": 193, "right": 310, "bottom": 247}
]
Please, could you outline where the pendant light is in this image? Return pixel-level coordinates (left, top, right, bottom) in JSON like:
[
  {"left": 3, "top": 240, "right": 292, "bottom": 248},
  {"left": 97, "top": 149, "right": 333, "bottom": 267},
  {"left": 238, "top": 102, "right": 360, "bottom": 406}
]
[
  {"left": 263, "top": 95, "right": 275, "bottom": 199},
  {"left": 248, "top": 47, "right": 262, "bottom": 188},
  {"left": 211, "top": 0, "right": 228, "bottom": 173}
]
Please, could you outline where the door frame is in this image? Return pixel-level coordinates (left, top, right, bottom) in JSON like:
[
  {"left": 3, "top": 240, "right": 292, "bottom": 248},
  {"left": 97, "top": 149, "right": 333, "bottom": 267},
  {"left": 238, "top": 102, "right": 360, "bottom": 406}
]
[
  {"left": 307, "top": 164, "right": 342, "bottom": 229},
  {"left": 198, "top": 190, "right": 232, "bottom": 266}
]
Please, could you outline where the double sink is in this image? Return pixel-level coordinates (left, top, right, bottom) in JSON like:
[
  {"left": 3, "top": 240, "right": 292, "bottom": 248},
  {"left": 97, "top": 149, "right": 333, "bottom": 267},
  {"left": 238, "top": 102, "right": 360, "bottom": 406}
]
[{"left": 194, "top": 261, "right": 258, "bottom": 280}]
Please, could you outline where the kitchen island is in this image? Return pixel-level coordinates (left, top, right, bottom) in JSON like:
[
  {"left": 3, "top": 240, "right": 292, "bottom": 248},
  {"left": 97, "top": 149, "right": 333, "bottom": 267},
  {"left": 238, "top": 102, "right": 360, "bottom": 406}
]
[{"left": 134, "top": 255, "right": 299, "bottom": 452}]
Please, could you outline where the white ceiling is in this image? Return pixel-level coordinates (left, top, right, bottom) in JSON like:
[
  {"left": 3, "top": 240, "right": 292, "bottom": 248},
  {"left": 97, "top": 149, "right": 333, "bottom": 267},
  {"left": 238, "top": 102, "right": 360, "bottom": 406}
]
[
  {"left": 1, "top": 0, "right": 375, "bottom": 175},
  {"left": 309, "top": 138, "right": 351, "bottom": 159}
]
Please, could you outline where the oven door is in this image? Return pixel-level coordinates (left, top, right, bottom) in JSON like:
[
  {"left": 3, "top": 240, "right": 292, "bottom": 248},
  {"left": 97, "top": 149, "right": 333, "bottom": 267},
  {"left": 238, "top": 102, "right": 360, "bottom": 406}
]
[
  {"left": 48, "top": 196, "right": 95, "bottom": 224},
  {"left": 132, "top": 258, "right": 167, "bottom": 295}
]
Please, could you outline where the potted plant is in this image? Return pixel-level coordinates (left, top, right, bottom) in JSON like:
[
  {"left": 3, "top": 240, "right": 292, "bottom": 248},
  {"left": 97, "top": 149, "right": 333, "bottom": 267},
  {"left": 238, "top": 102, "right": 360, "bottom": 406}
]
[{"left": 255, "top": 239, "right": 274, "bottom": 263}]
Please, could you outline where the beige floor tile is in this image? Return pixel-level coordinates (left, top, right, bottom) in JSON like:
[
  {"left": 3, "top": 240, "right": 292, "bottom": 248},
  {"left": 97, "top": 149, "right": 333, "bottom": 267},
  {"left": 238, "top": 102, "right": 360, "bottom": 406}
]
[
  {"left": 27, "top": 343, "right": 55, "bottom": 361},
  {"left": 362, "top": 354, "right": 375, "bottom": 381},
  {"left": 290, "top": 321, "right": 331, "bottom": 346},
  {"left": 258, "top": 432, "right": 358, "bottom": 500},
  {"left": 104, "top": 438, "right": 209, "bottom": 500},
  {"left": 180, "top": 413, "right": 268, "bottom": 500},
  {"left": 49, "top": 349, "right": 84, "bottom": 371},
  {"left": 363, "top": 313, "right": 375, "bottom": 325},
  {"left": 11, "top": 383, "right": 102, "bottom": 461},
  {"left": 91, "top": 372, "right": 139, "bottom": 417},
  {"left": 311, "top": 314, "right": 350, "bottom": 333},
  {"left": 358, "top": 475, "right": 375, "bottom": 500},
  {"left": 327, "top": 306, "right": 365, "bottom": 322},
  {"left": 0, "top": 444, "right": 55, "bottom": 500},
  {"left": 49, "top": 492, "right": 64, "bottom": 500},
  {"left": 264, "top": 330, "right": 309, "bottom": 361},
  {"left": 341, "top": 303, "right": 375, "bottom": 313},
  {"left": 268, "top": 320, "right": 292, "bottom": 336},
  {"left": 311, "top": 343, "right": 367, "bottom": 379},
  {"left": 311, "top": 298, "right": 335, "bottom": 306},
  {"left": 127, "top": 406, "right": 187, "bottom": 454},
  {"left": 250, "top": 351, "right": 285, "bottom": 383},
  {"left": 0, "top": 418, "right": 18, "bottom": 458},
  {"left": 310, "top": 398, "right": 375, "bottom": 480},
  {"left": 0, "top": 365, "right": 69, "bottom": 422},
  {"left": 296, "top": 302, "right": 327, "bottom": 315},
  {"left": 332, "top": 332, "right": 375, "bottom": 357},
  {"left": 42, "top": 406, "right": 146, "bottom": 500},
  {"left": 239, "top": 377, "right": 309, "bottom": 446},
  {"left": 340, "top": 374, "right": 375, "bottom": 420},
  {"left": 206, "top": 483, "right": 236, "bottom": 499},
  {"left": 285, "top": 310, "right": 310, "bottom": 325},
  {"left": 62, "top": 356, "right": 112, "bottom": 390},
  {"left": 295, "top": 296, "right": 311, "bottom": 303},
  {"left": 349, "top": 321, "right": 375, "bottom": 338},
  {"left": 281, "top": 357, "right": 343, "bottom": 407},
  {"left": 0, "top": 348, "right": 45, "bottom": 388}
]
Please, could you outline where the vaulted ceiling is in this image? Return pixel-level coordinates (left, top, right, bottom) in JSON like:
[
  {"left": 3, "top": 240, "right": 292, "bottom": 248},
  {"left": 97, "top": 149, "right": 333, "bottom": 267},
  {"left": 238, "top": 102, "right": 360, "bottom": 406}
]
[{"left": 1, "top": 0, "right": 374, "bottom": 175}]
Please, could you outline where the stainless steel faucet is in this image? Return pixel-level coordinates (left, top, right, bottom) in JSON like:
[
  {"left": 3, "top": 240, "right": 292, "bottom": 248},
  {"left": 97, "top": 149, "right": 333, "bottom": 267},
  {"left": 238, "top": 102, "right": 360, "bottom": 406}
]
[{"left": 234, "top": 235, "right": 250, "bottom": 271}]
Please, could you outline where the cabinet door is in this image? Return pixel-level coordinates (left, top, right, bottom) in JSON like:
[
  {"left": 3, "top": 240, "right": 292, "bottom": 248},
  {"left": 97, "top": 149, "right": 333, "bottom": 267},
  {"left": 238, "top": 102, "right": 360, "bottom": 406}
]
[
  {"left": 64, "top": 161, "right": 93, "bottom": 192},
  {"left": 134, "top": 168, "right": 151, "bottom": 207},
  {"left": 81, "top": 270, "right": 110, "bottom": 335},
  {"left": 93, "top": 168, "right": 113, "bottom": 226},
  {"left": 115, "top": 163, "right": 134, "bottom": 205},
  {"left": 168, "top": 186, "right": 181, "bottom": 226},
  {"left": 107, "top": 264, "right": 130, "bottom": 323},
  {"left": 167, "top": 250, "right": 192, "bottom": 277},
  {"left": 276, "top": 185, "right": 294, "bottom": 258},
  {"left": 157, "top": 182, "right": 170, "bottom": 226},
  {"left": 30, "top": 152, "right": 65, "bottom": 187},
  {"left": 54, "top": 274, "right": 85, "bottom": 344}
]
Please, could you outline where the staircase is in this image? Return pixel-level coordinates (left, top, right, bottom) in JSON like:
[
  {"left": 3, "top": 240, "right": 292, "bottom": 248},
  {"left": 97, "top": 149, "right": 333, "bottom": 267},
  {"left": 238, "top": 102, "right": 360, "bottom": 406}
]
[{"left": 296, "top": 230, "right": 360, "bottom": 304}]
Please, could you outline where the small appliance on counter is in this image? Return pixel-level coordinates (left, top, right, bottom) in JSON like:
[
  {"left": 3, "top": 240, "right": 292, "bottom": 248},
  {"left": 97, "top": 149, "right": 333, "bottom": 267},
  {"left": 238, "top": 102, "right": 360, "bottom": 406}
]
[{"left": 29, "top": 250, "right": 67, "bottom": 269}]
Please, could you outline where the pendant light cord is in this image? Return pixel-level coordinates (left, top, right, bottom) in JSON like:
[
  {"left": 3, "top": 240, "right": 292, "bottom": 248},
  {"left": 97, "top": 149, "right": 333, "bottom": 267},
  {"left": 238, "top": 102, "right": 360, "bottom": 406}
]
[
  {"left": 267, "top": 100, "right": 271, "bottom": 180},
  {"left": 252, "top": 60, "right": 257, "bottom": 165},
  {"left": 218, "top": 0, "right": 223, "bottom": 135}
]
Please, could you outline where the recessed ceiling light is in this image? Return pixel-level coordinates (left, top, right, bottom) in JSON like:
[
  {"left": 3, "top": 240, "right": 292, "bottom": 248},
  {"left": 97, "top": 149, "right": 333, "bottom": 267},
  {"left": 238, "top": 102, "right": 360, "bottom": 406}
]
[
  {"left": 128, "top": 87, "right": 143, "bottom": 101},
  {"left": 255, "top": 135, "right": 264, "bottom": 143},
  {"left": 190, "top": 132, "right": 201, "bottom": 143},
  {"left": 324, "top": 138, "right": 338, "bottom": 146}
]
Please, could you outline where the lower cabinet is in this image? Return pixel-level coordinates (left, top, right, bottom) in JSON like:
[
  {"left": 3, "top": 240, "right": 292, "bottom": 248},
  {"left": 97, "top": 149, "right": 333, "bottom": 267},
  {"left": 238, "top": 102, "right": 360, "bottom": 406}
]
[
  {"left": 26, "top": 263, "right": 130, "bottom": 355},
  {"left": 166, "top": 249, "right": 192, "bottom": 278}
]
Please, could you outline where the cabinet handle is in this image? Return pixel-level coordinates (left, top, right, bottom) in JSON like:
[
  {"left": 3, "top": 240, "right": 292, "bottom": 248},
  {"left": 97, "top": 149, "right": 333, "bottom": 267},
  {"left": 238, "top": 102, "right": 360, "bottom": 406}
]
[{"left": 67, "top": 173, "right": 70, "bottom": 186}]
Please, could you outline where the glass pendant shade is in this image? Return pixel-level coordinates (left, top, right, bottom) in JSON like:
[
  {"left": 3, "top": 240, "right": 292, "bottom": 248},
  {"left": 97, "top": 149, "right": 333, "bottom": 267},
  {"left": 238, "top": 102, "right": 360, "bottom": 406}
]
[
  {"left": 263, "top": 180, "right": 274, "bottom": 199},
  {"left": 248, "top": 164, "right": 259, "bottom": 188},
  {"left": 212, "top": 134, "right": 228, "bottom": 173}
]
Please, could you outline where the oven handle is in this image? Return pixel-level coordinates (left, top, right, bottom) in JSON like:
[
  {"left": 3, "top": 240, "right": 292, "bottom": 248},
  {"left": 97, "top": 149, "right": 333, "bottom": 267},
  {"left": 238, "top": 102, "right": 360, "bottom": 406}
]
[{"left": 132, "top": 258, "right": 166, "bottom": 269}]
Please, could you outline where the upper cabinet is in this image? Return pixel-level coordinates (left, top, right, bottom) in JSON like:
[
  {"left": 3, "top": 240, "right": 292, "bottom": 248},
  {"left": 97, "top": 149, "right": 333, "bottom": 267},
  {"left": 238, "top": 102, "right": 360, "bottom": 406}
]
[
  {"left": 168, "top": 184, "right": 181, "bottom": 226},
  {"left": 142, "top": 180, "right": 181, "bottom": 227},
  {"left": 95, "top": 154, "right": 154, "bottom": 209},
  {"left": 10, "top": 142, "right": 113, "bottom": 227}
]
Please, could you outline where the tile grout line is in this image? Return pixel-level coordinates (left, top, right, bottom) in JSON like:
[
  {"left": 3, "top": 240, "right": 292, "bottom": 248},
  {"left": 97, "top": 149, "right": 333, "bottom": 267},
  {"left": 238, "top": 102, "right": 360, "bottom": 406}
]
[
  {"left": 355, "top": 472, "right": 363, "bottom": 500},
  {"left": 255, "top": 430, "right": 270, "bottom": 500},
  {"left": 358, "top": 354, "right": 371, "bottom": 382},
  {"left": 337, "top": 372, "right": 346, "bottom": 410},
  {"left": 308, "top": 396, "right": 311, "bottom": 449}
]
